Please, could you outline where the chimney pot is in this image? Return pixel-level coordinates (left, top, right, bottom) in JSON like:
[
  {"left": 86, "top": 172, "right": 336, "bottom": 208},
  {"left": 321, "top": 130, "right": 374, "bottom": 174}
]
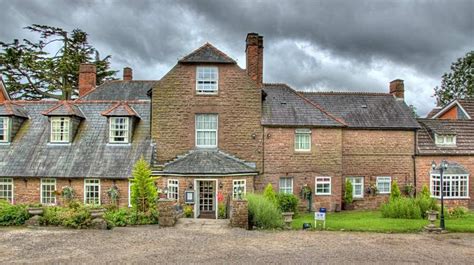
[
  {"left": 78, "top": 63, "right": 96, "bottom": 97},
  {"left": 246, "top": 33, "right": 263, "bottom": 88},
  {"left": 389, "top": 79, "right": 404, "bottom": 100},
  {"left": 123, "top": 67, "right": 133, "bottom": 81}
]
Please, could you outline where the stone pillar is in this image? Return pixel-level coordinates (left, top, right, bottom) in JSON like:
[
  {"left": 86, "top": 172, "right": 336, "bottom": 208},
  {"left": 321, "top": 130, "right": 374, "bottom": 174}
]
[
  {"left": 230, "top": 200, "right": 249, "bottom": 230},
  {"left": 157, "top": 199, "right": 177, "bottom": 227}
]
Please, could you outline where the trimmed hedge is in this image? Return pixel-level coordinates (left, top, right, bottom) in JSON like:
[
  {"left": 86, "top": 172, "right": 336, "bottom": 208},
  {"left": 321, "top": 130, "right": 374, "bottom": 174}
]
[{"left": 0, "top": 200, "right": 30, "bottom": 226}]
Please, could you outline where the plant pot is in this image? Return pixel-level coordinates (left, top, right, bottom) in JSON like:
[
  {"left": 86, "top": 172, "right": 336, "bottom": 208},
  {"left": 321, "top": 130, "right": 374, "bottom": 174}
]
[
  {"left": 27, "top": 207, "right": 44, "bottom": 216},
  {"left": 342, "top": 203, "right": 354, "bottom": 211},
  {"left": 282, "top": 212, "right": 294, "bottom": 223}
]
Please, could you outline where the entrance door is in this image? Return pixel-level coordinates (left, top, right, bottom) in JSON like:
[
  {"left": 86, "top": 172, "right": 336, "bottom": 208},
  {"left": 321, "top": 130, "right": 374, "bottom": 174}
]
[{"left": 198, "top": 180, "right": 216, "bottom": 219}]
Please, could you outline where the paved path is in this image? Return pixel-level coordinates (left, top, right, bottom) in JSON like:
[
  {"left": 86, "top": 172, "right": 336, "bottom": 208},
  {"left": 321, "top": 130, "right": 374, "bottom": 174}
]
[{"left": 1, "top": 223, "right": 473, "bottom": 264}]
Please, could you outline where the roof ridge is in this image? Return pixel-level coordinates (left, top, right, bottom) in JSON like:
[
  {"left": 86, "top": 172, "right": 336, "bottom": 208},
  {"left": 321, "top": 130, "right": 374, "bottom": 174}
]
[
  {"left": 289, "top": 88, "right": 348, "bottom": 126},
  {"left": 101, "top": 101, "right": 140, "bottom": 117},
  {"left": 178, "top": 42, "right": 236, "bottom": 64},
  {"left": 301, "top": 91, "right": 390, "bottom": 96}
]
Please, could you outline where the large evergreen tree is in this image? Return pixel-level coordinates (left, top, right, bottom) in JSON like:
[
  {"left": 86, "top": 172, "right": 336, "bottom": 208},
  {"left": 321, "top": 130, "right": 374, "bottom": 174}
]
[
  {"left": 434, "top": 51, "right": 474, "bottom": 105},
  {"left": 130, "top": 157, "right": 158, "bottom": 213},
  {"left": 0, "top": 24, "right": 117, "bottom": 100}
]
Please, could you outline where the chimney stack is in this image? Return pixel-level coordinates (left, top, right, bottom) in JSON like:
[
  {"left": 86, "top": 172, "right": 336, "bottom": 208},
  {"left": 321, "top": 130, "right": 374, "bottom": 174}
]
[
  {"left": 246, "top": 33, "right": 264, "bottom": 88},
  {"left": 389, "top": 79, "right": 404, "bottom": 100},
  {"left": 78, "top": 63, "right": 96, "bottom": 97},
  {"left": 123, "top": 67, "right": 133, "bottom": 81}
]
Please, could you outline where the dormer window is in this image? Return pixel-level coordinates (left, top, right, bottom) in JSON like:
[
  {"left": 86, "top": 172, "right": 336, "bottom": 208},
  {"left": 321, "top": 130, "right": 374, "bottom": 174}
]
[
  {"left": 196, "top": 67, "right": 218, "bottom": 94},
  {"left": 51, "top": 117, "right": 70, "bottom": 143},
  {"left": 435, "top": 134, "right": 456, "bottom": 146},
  {"left": 0, "top": 117, "right": 9, "bottom": 143},
  {"left": 109, "top": 117, "right": 129, "bottom": 143}
]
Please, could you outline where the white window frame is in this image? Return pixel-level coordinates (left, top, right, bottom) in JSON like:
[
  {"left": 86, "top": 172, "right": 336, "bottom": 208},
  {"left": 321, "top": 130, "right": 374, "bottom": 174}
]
[
  {"left": 294, "top": 128, "right": 311, "bottom": 152},
  {"left": 347, "top": 177, "right": 364, "bottom": 198},
  {"left": 195, "top": 114, "right": 218, "bottom": 148},
  {"left": 196, "top": 66, "right": 218, "bottom": 94},
  {"left": 84, "top": 179, "right": 101, "bottom": 205},
  {"left": 279, "top": 177, "right": 293, "bottom": 194},
  {"left": 232, "top": 179, "right": 247, "bottom": 199},
  {"left": 167, "top": 179, "right": 179, "bottom": 202},
  {"left": 109, "top": 117, "right": 130, "bottom": 143},
  {"left": 0, "top": 178, "right": 14, "bottom": 203},
  {"left": 315, "top": 177, "right": 332, "bottom": 195},
  {"left": 435, "top": 134, "right": 456, "bottom": 146},
  {"left": 376, "top": 176, "right": 392, "bottom": 194},
  {"left": 40, "top": 178, "right": 57, "bottom": 205},
  {"left": 0, "top": 117, "right": 9, "bottom": 143},
  {"left": 50, "top": 117, "right": 70, "bottom": 143},
  {"left": 430, "top": 174, "right": 469, "bottom": 199}
]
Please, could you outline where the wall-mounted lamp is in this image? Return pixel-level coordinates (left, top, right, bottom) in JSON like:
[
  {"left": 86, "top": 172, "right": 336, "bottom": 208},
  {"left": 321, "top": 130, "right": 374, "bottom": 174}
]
[
  {"left": 188, "top": 181, "right": 194, "bottom": 189},
  {"left": 266, "top": 133, "right": 271, "bottom": 139},
  {"left": 219, "top": 182, "right": 224, "bottom": 189},
  {"left": 251, "top": 133, "right": 256, "bottom": 139}
]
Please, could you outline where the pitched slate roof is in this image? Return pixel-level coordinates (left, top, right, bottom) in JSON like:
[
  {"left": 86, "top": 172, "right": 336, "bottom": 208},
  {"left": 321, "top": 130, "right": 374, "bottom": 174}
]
[
  {"left": 41, "top": 101, "right": 85, "bottom": 118},
  {"left": 178, "top": 43, "right": 237, "bottom": 64},
  {"left": 0, "top": 102, "right": 152, "bottom": 178},
  {"left": 0, "top": 101, "right": 29, "bottom": 118},
  {"left": 417, "top": 119, "right": 474, "bottom": 155},
  {"left": 101, "top": 102, "right": 140, "bottom": 117},
  {"left": 0, "top": 77, "right": 10, "bottom": 101},
  {"left": 431, "top": 162, "right": 470, "bottom": 175},
  {"left": 263, "top": 84, "right": 419, "bottom": 129},
  {"left": 459, "top": 99, "right": 474, "bottom": 117},
  {"left": 80, "top": 80, "right": 158, "bottom": 101},
  {"left": 431, "top": 99, "right": 473, "bottom": 119},
  {"left": 262, "top": 84, "right": 345, "bottom": 127},
  {"left": 155, "top": 149, "right": 258, "bottom": 175},
  {"left": 426, "top": 107, "right": 442, "bottom": 118}
]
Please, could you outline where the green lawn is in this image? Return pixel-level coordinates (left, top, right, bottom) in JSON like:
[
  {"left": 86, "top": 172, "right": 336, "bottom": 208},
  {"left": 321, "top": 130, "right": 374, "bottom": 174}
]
[{"left": 292, "top": 210, "right": 474, "bottom": 233}]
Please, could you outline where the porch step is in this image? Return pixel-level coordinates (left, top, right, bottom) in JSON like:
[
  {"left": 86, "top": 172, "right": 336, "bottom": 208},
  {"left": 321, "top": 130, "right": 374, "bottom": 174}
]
[{"left": 175, "top": 218, "right": 230, "bottom": 233}]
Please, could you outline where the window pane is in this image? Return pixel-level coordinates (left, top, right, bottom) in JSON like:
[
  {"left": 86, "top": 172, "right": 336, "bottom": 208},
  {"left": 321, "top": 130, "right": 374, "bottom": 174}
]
[
  {"left": 84, "top": 179, "right": 100, "bottom": 205},
  {"left": 41, "top": 178, "right": 56, "bottom": 205},
  {"left": 0, "top": 178, "right": 13, "bottom": 203},
  {"left": 295, "top": 129, "right": 311, "bottom": 151},
  {"left": 315, "top": 177, "right": 331, "bottom": 195},
  {"left": 196, "top": 67, "right": 218, "bottom": 94},
  {"left": 0, "top": 117, "right": 8, "bottom": 142},
  {"left": 279, "top": 177, "right": 293, "bottom": 194},
  {"left": 233, "top": 180, "right": 246, "bottom": 199},
  {"left": 110, "top": 117, "right": 129, "bottom": 143},
  {"left": 196, "top": 114, "right": 217, "bottom": 147},
  {"left": 167, "top": 179, "right": 179, "bottom": 201},
  {"left": 51, "top": 117, "right": 70, "bottom": 143}
]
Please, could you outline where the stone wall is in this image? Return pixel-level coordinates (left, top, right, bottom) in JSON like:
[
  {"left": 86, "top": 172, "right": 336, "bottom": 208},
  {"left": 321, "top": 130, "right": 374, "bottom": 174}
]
[
  {"left": 157, "top": 199, "right": 178, "bottom": 227},
  {"left": 230, "top": 199, "right": 249, "bottom": 229},
  {"left": 151, "top": 63, "right": 263, "bottom": 171},
  {"left": 416, "top": 156, "right": 474, "bottom": 209},
  {"left": 342, "top": 130, "right": 416, "bottom": 209},
  {"left": 261, "top": 127, "right": 343, "bottom": 211}
]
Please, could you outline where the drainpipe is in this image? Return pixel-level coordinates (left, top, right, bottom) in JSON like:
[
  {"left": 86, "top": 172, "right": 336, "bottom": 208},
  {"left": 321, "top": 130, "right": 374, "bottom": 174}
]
[{"left": 413, "top": 129, "right": 418, "bottom": 197}]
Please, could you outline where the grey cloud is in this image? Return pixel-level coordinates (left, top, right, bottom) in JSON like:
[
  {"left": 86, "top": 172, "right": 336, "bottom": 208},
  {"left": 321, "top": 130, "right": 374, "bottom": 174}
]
[{"left": 0, "top": 0, "right": 472, "bottom": 116}]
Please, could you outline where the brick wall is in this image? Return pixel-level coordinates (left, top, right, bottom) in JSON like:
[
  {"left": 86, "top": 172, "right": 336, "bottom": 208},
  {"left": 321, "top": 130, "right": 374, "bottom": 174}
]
[
  {"left": 416, "top": 156, "right": 474, "bottom": 209},
  {"left": 342, "top": 130, "right": 416, "bottom": 209},
  {"left": 13, "top": 178, "right": 130, "bottom": 208},
  {"left": 151, "top": 63, "right": 263, "bottom": 170},
  {"left": 261, "top": 127, "right": 343, "bottom": 211},
  {"left": 230, "top": 199, "right": 249, "bottom": 229}
]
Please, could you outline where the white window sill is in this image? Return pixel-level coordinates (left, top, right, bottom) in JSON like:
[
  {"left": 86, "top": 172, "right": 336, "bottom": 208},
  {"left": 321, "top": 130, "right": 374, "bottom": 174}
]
[
  {"left": 107, "top": 143, "right": 131, "bottom": 147},
  {"left": 378, "top": 192, "right": 391, "bottom": 195},
  {"left": 295, "top": 149, "right": 311, "bottom": 152},
  {"left": 0, "top": 142, "right": 11, "bottom": 145},
  {"left": 47, "top": 143, "right": 71, "bottom": 146},
  {"left": 315, "top": 193, "right": 331, "bottom": 196},
  {"left": 431, "top": 197, "right": 470, "bottom": 200}
]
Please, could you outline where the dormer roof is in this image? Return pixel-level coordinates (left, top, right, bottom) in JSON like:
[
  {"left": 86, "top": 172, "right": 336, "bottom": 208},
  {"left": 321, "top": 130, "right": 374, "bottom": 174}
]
[
  {"left": 178, "top": 43, "right": 236, "bottom": 64},
  {"left": 0, "top": 77, "right": 11, "bottom": 101},
  {"left": 41, "top": 101, "right": 85, "bottom": 118},
  {"left": 431, "top": 99, "right": 472, "bottom": 120},
  {"left": 0, "top": 101, "right": 29, "bottom": 118},
  {"left": 101, "top": 101, "right": 140, "bottom": 118}
]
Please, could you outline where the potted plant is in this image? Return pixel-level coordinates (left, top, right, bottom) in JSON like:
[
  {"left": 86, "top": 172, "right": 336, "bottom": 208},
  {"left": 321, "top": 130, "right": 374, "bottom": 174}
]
[
  {"left": 343, "top": 180, "right": 354, "bottom": 210},
  {"left": 61, "top": 186, "right": 75, "bottom": 203},
  {"left": 366, "top": 184, "right": 378, "bottom": 196},
  {"left": 106, "top": 185, "right": 120, "bottom": 205},
  {"left": 277, "top": 193, "right": 299, "bottom": 227},
  {"left": 404, "top": 183, "right": 415, "bottom": 198}
]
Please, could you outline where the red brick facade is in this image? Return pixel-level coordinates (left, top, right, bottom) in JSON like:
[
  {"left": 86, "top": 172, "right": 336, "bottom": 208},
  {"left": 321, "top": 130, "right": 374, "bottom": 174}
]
[{"left": 415, "top": 156, "right": 474, "bottom": 208}]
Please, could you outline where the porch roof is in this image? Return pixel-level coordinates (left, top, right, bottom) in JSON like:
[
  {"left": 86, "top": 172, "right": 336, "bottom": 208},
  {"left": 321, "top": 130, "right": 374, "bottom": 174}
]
[{"left": 155, "top": 149, "right": 258, "bottom": 176}]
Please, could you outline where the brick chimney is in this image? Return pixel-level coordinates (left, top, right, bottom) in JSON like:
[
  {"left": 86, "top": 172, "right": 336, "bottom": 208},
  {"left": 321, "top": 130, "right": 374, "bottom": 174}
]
[
  {"left": 123, "top": 67, "right": 133, "bottom": 81},
  {"left": 246, "top": 33, "right": 264, "bottom": 88},
  {"left": 78, "top": 63, "right": 96, "bottom": 97},
  {"left": 389, "top": 79, "right": 404, "bottom": 100}
]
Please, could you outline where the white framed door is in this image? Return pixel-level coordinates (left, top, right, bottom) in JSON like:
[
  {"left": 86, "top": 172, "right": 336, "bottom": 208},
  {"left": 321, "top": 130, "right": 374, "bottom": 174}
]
[{"left": 194, "top": 179, "right": 218, "bottom": 219}]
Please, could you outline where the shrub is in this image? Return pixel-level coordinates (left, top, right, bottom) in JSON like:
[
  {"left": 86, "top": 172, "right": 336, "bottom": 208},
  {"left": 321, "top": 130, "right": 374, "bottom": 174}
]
[
  {"left": 247, "top": 193, "right": 283, "bottom": 229},
  {"left": 344, "top": 180, "right": 353, "bottom": 204},
  {"left": 218, "top": 204, "right": 226, "bottom": 219},
  {"left": 0, "top": 201, "right": 30, "bottom": 226},
  {"left": 61, "top": 186, "right": 75, "bottom": 203},
  {"left": 183, "top": 205, "right": 193, "bottom": 218},
  {"left": 106, "top": 185, "right": 120, "bottom": 205},
  {"left": 415, "top": 185, "right": 439, "bottom": 218},
  {"left": 263, "top": 184, "right": 277, "bottom": 205},
  {"left": 104, "top": 208, "right": 159, "bottom": 227},
  {"left": 276, "top": 193, "right": 299, "bottom": 213},
  {"left": 448, "top": 206, "right": 468, "bottom": 219},
  {"left": 390, "top": 181, "right": 401, "bottom": 201},
  {"left": 130, "top": 157, "right": 158, "bottom": 213},
  {"left": 41, "top": 204, "right": 92, "bottom": 229},
  {"left": 380, "top": 197, "right": 422, "bottom": 219}
]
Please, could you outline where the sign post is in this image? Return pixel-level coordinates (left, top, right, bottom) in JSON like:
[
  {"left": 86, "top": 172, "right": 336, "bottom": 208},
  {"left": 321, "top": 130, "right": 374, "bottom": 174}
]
[{"left": 314, "top": 211, "right": 326, "bottom": 230}]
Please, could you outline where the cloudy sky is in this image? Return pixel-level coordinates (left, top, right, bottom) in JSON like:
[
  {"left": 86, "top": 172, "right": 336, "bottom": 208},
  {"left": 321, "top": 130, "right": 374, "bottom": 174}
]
[{"left": 1, "top": 0, "right": 473, "bottom": 115}]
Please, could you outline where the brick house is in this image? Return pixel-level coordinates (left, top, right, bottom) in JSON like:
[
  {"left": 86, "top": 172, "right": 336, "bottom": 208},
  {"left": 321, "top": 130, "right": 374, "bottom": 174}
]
[
  {"left": 416, "top": 99, "right": 474, "bottom": 209},
  {"left": 0, "top": 33, "right": 471, "bottom": 218},
  {"left": 0, "top": 65, "right": 154, "bottom": 207}
]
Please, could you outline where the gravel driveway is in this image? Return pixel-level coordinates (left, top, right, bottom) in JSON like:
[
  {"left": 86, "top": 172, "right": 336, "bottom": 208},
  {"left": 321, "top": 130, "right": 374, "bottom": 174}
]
[{"left": 1, "top": 220, "right": 473, "bottom": 264}]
